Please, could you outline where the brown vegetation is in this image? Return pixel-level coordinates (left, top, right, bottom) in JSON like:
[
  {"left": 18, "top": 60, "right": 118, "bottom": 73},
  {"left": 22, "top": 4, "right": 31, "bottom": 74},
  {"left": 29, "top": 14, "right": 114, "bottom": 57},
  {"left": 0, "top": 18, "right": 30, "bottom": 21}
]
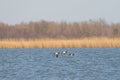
[
  {"left": 0, "top": 19, "right": 120, "bottom": 39},
  {"left": 0, "top": 19, "right": 120, "bottom": 48},
  {"left": 0, "top": 38, "right": 120, "bottom": 48}
]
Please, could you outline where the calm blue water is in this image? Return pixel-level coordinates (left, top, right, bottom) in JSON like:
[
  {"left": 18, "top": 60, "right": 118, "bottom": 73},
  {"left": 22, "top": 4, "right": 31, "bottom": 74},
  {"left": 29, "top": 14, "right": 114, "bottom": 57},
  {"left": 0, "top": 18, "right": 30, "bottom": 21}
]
[{"left": 0, "top": 48, "right": 120, "bottom": 80}]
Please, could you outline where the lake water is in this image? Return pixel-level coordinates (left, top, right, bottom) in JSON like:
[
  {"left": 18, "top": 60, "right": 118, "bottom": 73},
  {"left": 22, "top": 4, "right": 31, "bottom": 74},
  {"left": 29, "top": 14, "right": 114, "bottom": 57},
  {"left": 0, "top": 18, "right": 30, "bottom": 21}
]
[{"left": 0, "top": 48, "right": 120, "bottom": 80}]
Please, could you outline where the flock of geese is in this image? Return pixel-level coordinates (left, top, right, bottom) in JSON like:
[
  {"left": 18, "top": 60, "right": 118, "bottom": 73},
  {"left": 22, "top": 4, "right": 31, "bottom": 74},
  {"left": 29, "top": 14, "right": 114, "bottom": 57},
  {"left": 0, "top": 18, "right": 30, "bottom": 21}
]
[{"left": 53, "top": 51, "right": 75, "bottom": 58}]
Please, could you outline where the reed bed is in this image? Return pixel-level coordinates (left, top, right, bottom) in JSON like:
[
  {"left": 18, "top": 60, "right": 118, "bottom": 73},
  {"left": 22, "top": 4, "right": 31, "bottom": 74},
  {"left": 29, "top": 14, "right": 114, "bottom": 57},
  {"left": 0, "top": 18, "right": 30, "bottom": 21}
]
[{"left": 0, "top": 38, "right": 120, "bottom": 48}]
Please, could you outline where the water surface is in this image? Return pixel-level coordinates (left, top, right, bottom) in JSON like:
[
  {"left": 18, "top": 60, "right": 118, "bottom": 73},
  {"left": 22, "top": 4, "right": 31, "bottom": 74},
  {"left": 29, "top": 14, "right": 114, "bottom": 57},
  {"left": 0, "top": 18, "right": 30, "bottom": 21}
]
[{"left": 0, "top": 48, "right": 120, "bottom": 80}]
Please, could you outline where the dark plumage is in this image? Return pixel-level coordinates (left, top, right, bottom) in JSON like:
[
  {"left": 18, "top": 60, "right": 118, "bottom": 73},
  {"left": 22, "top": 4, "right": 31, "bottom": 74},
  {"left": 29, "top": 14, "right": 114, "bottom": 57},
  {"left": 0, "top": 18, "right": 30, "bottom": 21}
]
[
  {"left": 68, "top": 53, "right": 74, "bottom": 57},
  {"left": 53, "top": 51, "right": 75, "bottom": 58},
  {"left": 61, "top": 51, "right": 67, "bottom": 55},
  {"left": 54, "top": 52, "right": 59, "bottom": 58}
]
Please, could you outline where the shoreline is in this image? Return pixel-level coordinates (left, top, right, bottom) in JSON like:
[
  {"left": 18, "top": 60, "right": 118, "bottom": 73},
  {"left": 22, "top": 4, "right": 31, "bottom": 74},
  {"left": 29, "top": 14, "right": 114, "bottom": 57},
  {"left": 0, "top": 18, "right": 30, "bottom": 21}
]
[{"left": 0, "top": 38, "right": 120, "bottom": 48}]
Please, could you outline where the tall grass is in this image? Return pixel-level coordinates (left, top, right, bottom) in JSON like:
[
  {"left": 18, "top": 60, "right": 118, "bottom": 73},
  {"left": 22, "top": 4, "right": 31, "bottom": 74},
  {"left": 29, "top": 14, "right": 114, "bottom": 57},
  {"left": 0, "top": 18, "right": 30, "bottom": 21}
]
[{"left": 0, "top": 38, "right": 120, "bottom": 48}]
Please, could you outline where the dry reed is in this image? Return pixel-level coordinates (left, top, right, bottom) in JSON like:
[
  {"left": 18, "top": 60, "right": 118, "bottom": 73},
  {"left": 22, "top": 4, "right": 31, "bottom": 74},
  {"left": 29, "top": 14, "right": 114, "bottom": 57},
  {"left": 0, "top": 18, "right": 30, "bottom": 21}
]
[{"left": 0, "top": 38, "right": 120, "bottom": 48}]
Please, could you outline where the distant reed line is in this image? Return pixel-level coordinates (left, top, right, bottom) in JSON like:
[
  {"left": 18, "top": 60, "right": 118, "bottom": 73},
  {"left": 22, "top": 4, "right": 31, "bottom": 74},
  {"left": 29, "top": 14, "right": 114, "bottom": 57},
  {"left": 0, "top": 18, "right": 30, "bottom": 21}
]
[{"left": 0, "top": 38, "right": 120, "bottom": 48}]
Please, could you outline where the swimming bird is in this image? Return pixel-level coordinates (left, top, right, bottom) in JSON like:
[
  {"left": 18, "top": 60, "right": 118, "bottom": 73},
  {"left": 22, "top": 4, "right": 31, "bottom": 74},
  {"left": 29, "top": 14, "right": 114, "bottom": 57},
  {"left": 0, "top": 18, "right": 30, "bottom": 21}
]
[
  {"left": 61, "top": 51, "right": 67, "bottom": 55},
  {"left": 68, "top": 53, "right": 74, "bottom": 57},
  {"left": 54, "top": 52, "right": 60, "bottom": 58},
  {"left": 53, "top": 51, "right": 75, "bottom": 58}
]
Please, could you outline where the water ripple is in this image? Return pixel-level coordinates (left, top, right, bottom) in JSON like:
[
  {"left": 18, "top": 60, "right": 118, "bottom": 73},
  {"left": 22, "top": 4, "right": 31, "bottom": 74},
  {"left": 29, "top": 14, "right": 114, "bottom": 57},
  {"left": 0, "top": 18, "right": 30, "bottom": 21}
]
[{"left": 0, "top": 48, "right": 120, "bottom": 80}]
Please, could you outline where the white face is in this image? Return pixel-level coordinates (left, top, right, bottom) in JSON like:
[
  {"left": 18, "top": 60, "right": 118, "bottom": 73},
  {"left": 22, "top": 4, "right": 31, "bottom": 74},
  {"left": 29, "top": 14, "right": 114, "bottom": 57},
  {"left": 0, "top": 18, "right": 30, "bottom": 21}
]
[
  {"left": 63, "top": 51, "right": 66, "bottom": 53},
  {"left": 55, "top": 52, "right": 59, "bottom": 55}
]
